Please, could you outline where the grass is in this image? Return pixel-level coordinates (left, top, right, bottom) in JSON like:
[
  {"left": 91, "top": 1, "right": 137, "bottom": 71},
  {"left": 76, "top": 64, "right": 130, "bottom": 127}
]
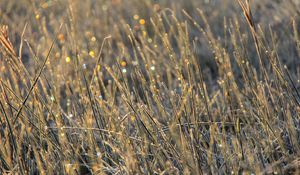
[{"left": 0, "top": 0, "right": 300, "bottom": 174}]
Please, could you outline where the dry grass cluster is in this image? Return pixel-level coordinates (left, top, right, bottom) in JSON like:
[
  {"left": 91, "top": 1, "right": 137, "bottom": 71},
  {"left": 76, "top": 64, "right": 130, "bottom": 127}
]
[{"left": 0, "top": 0, "right": 300, "bottom": 174}]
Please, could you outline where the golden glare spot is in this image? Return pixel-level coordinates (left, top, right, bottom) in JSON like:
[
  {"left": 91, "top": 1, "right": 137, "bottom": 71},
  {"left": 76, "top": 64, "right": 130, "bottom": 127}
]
[
  {"left": 91, "top": 36, "right": 96, "bottom": 42},
  {"left": 55, "top": 52, "right": 60, "bottom": 59},
  {"left": 97, "top": 64, "right": 101, "bottom": 71},
  {"left": 139, "top": 19, "right": 145, "bottom": 25},
  {"left": 89, "top": 51, "right": 95, "bottom": 58},
  {"left": 120, "top": 60, "right": 127, "bottom": 67},
  {"left": 35, "top": 14, "right": 40, "bottom": 20},
  {"left": 57, "top": 33, "right": 65, "bottom": 42},
  {"left": 133, "top": 14, "right": 139, "bottom": 20},
  {"left": 227, "top": 72, "right": 232, "bottom": 77},
  {"left": 65, "top": 164, "right": 71, "bottom": 174},
  {"left": 130, "top": 115, "right": 135, "bottom": 122},
  {"left": 143, "top": 31, "right": 147, "bottom": 37},
  {"left": 66, "top": 56, "right": 71, "bottom": 63}
]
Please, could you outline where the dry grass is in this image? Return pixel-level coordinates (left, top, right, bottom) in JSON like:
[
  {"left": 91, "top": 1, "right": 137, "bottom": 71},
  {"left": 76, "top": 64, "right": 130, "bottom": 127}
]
[{"left": 0, "top": 0, "right": 300, "bottom": 174}]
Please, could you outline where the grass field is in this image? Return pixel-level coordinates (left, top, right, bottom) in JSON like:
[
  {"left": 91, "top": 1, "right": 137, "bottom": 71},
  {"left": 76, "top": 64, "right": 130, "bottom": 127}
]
[{"left": 0, "top": 0, "right": 300, "bottom": 174}]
